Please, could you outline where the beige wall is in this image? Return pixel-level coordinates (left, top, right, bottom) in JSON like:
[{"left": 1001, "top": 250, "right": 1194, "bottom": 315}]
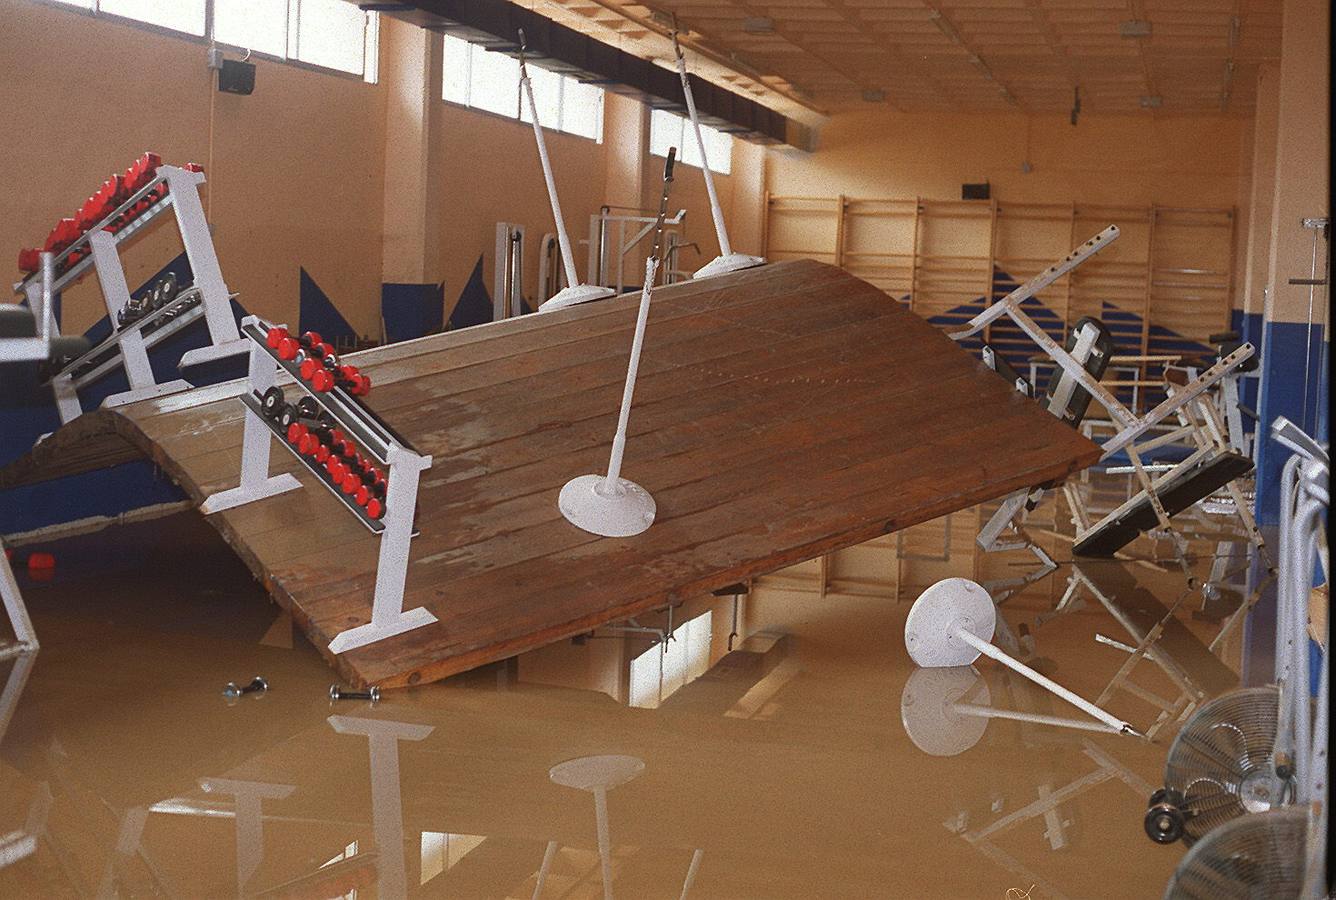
[
  {"left": 0, "top": 0, "right": 387, "bottom": 336},
  {"left": 767, "top": 110, "right": 1252, "bottom": 209},
  {"left": 0, "top": 2, "right": 748, "bottom": 339}
]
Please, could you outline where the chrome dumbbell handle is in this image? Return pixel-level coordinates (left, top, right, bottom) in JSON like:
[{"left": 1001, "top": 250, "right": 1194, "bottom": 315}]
[
  {"left": 329, "top": 684, "right": 380, "bottom": 702},
  {"left": 223, "top": 676, "right": 268, "bottom": 698}
]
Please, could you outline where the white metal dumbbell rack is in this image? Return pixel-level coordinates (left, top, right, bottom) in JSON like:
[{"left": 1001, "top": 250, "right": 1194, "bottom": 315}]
[
  {"left": 11, "top": 164, "right": 246, "bottom": 425},
  {"left": 202, "top": 316, "right": 436, "bottom": 655}
]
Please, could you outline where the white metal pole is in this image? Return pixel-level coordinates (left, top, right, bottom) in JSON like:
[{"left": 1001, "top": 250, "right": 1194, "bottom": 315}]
[
  {"left": 951, "top": 703, "right": 1122, "bottom": 734},
  {"left": 603, "top": 255, "right": 658, "bottom": 490},
  {"left": 954, "top": 628, "right": 1139, "bottom": 735},
  {"left": 593, "top": 788, "right": 614, "bottom": 900},
  {"left": 673, "top": 42, "right": 731, "bottom": 257},
  {"left": 532, "top": 841, "right": 560, "bottom": 900},
  {"left": 520, "top": 59, "right": 580, "bottom": 292}
]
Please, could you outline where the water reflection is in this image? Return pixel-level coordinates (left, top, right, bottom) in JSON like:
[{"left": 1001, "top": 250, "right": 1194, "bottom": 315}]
[{"left": 0, "top": 493, "right": 1265, "bottom": 897}]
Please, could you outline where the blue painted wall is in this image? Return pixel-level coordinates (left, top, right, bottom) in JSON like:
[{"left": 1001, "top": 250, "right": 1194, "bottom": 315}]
[
  {"left": 1, "top": 254, "right": 248, "bottom": 534},
  {"left": 1253, "top": 319, "right": 1328, "bottom": 524}
]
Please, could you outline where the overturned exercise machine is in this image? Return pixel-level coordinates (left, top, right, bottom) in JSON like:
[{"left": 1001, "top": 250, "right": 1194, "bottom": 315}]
[{"left": 952, "top": 225, "right": 1261, "bottom": 563}]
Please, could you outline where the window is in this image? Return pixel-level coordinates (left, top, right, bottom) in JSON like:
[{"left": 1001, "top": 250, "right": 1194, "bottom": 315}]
[
  {"left": 214, "top": 0, "right": 379, "bottom": 80},
  {"left": 442, "top": 34, "right": 603, "bottom": 142},
  {"left": 45, "top": 0, "right": 378, "bottom": 80},
  {"left": 650, "top": 108, "right": 733, "bottom": 175},
  {"left": 50, "top": 0, "right": 206, "bottom": 35},
  {"left": 628, "top": 611, "right": 713, "bottom": 709}
]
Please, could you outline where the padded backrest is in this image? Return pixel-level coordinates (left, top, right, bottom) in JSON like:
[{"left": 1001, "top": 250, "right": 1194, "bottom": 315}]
[{"left": 1042, "top": 316, "right": 1117, "bottom": 428}]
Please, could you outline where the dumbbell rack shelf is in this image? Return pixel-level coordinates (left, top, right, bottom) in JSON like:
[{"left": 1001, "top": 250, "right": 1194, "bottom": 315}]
[
  {"left": 13, "top": 174, "right": 174, "bottom": 296},
  {"left": 53, "top": 288, "right": 206, "bottom": 389},
  {"left": 236, "top": 390, "right": 385, "bottom": 534},
  {"left": 204, "top": 316, "right": 437, "bottom": 657},
  {"left": 236, "top": 321, "right": 408, "bottom": 471},
  {"left": 12, "top": 165, "right": 246, "bottom": 426}
]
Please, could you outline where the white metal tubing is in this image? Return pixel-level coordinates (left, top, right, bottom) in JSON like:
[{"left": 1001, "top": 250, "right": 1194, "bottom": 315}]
[
  {"left": 38, "top": 251, "right": 52, "bottom": 344},
  {"left": 603, "top": 255, "right": 659, "bottom": 490},
  {"left": 1, "top": 545, "right": 37, "bottom": 652},
  {"left": 949, "top": 225, "right": 1120, "bottom": 340},
  {"left": 953, "top": 628, "right": 1138, "bottom": 734},
  {"left": 679, "top": 848, "right": 704, "bottom": 900},
  {"left": 163, "top": 166, "right": 240, "bottom": 346},
  {"left": 532, "top": 841, "right": 560, "bottom": 900},
  {"left": 88, "top": 230, "right": 155, "bottom": 392},
  {"left": 1100, "top": 344, "right": 1254, "bottom": 456},
  {"left": 520, "top": 61, "right": 580, "bottom": 292},
  {"left": 672, "top": 40, "right": 731, "bottom": 257},
  {"left": 951, "top": 703, "right": 1122, "bottom": 734},
  {"left": 997, "top": 302, "right": 1138, "bottom": 430}
]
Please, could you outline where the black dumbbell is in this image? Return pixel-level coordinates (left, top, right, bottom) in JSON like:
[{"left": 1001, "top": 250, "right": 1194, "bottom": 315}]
[
  {"left": 223, "top": 676, "right": 268, "bottom": 699},
  {"left": 1143, "top": 788, "right": 1187, "bottom": 844}
]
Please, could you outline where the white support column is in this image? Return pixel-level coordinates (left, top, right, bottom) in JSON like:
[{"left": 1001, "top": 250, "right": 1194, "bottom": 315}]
[
  {"left": 327, "top": 445, "right": 437, "bottom": 654},
  {"left": 200, "top": 332, "right": 302, "bottom": 514},
  {"left": 164, "top": 166, "right": 247, "bottom": 369},
  {"left": 328, "top": 715, "right": 433, "bottom": 900},
  {"left": 89, "top": 230, "right": 191, "bottom": 409}
]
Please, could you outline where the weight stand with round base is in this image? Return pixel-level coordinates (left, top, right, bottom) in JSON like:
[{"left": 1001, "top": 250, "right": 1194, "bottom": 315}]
[
  {"left": 538, "top": 283, "right": 616, "bottom": 313},
  {"left": 559, "top": 474, "right": 656, "bottom": 537},
  {"left": 904, "top": 577, "right": 1142, "bottom": 737},
  {"left": 904, "top": 577, "right": 996, "bottom": 668},
  {"left": 693, "top": 253, "right": 765, "bottom": 280},
  {"left": 900, "top": 666, "right": 992, "bottom": 756}
]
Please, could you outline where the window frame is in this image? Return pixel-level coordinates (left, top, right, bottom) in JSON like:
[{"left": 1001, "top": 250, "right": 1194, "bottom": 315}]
[
  {"left": 33, "top": 0, "right": 380, "bottom": 83},
  {"left": 650, "top": 107, "right": 733, "bottom": 176},
  {"left": 441, "top": 34, "right": 604, "bottom": 144}
]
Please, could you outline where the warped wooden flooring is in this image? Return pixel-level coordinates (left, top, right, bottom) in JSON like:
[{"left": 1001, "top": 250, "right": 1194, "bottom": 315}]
[{"left": 1, "top": 260, "right": 1102, "bottom": 687}]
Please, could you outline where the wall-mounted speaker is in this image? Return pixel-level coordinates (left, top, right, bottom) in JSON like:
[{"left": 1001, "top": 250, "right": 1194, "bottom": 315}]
[
  {"left": 218, "top": 59, "right": 256, "bottom": 96},
  {"left": 962, "top": 182, "right": 991, "bottom": 200}
]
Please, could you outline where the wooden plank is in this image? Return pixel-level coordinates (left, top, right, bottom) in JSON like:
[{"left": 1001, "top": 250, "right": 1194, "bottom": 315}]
[{"left": 0, "top": 260, "right": 1102, "bottom": 688}]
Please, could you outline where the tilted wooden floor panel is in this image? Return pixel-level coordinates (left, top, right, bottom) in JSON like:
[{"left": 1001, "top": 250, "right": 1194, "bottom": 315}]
[{"left": 3, "top": 260, "right": 1102, "bottom": 687}]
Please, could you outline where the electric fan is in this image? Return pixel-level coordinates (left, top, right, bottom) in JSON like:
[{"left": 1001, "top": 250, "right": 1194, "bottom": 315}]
[
  {"left": 1144, "top": 685, "right": 1286, "bottom": 845},
  {"left": 1162, "top": 807, "right": 1307, "bottom": 899}
]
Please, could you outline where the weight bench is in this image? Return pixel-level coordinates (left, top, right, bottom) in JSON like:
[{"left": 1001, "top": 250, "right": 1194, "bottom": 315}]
[
  {"left": 976, "top": 315, "right": 1117, "bottom": 564},
  {"left": 949, "top": 226, "right": 1261, "bottom": 569}
]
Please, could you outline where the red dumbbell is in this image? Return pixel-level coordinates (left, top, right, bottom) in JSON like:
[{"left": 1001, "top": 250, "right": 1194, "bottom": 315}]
[
  {"left": 17, "top": 248, "right": 40, "bottom": 274},
  {"left": 286, "top": 422, "right": 308, "bottom": 445},
  {"left": 265, "top": 326, "right": 290, "bottom": 349},
  {"left": 44, "top": 218, "right": 79, "bottom": 255},
  {"left": 184, "top": 162, "right": 205, "bottom": 173},
  {"left": 275, "top": 330, "right": 324, "bottom": 363},
  {"left": 340, "top": 471, "right": 362, "bottom": 495},
  {"left": 125, "top": 151, "right": 162, "bottom": 192},
  {"left": 365, "top": 497, "right": 385, "bottom": 519}
]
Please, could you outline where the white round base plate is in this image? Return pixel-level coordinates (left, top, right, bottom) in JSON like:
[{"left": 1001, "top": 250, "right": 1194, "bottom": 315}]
[
  {"left": 693, "top": 253, "right": 766, "bottom": 280},
  {"left": 559, "top": 474, "right": 656, "bottom": 537},
  {"left": 904, "top": 577, "right": 996, "bottom": 668},
  {"left": 549, "top": 754, "right": 645, "bottom": 792},
  {"left": 538, "top": 283, "right": 617, "bottom": 312},
  {"left": 900, "top": 666, "right": 991, "bottom": 756}
]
